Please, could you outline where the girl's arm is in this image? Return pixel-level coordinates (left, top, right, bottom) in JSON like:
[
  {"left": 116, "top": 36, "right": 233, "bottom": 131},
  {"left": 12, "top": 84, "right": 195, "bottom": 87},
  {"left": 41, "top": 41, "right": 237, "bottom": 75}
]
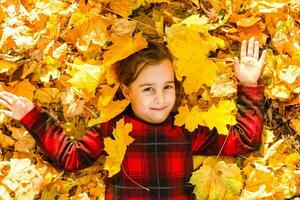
[
  {"left": 192, "top": 38, "right": 266, "bottom": 156},
  {"left": 192, "top": 84, "right": 264, "bottom": 155},
  {"left": 0, "top": 92, "right": 110, "bottom": 171}
]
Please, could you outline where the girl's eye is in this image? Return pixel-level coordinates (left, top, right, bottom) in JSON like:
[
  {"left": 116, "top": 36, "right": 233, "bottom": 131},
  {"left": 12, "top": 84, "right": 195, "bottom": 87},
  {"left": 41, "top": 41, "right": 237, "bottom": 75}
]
[
  {"left": 164, "top": 85, "right": 174, "bottom": 90},
  {"left": 143, "top": 87, "right": 154, "bottom": 92}
]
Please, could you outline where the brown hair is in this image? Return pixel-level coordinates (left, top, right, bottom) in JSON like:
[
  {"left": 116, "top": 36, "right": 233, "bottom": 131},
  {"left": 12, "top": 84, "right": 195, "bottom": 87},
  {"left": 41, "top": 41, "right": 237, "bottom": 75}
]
[
  {"left": 114, "top": 42, "right": 183, "bottom": 111},
  {"left": 115, "top": 42, "right": 173, "bottom": 86}
]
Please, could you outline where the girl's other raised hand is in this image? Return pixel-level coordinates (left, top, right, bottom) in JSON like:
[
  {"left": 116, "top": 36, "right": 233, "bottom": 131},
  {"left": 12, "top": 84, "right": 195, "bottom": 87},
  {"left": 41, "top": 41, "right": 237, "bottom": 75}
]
[
  {"left": 234, "top": 38, "right": 267, "bottom": 86},
  {"left": 0, "top": 91, "right": 34, "bottom": 120}
]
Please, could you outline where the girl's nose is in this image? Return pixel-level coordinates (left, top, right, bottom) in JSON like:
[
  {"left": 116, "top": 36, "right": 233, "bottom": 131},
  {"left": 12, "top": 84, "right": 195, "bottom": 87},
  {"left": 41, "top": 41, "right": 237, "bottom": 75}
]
[{"left": 154, "top": 92, "right": 164, "bottom": 104}]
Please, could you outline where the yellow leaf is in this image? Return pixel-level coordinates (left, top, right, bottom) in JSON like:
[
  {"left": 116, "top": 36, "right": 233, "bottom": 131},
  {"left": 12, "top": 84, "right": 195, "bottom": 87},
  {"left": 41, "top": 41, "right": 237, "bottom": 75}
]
[
  {"left": 109, "top": 0, "right": 144, "bottom": 17},
  {"left": 66, "top": 59, "right": 106, "bottom": 93},
  {"left": 146, "top": 0, "right": 170, "bottom": 3},
  {"left": 192, "top": 155, "right": 206, "bottom": 170},
  {"left": 166, "top": 25, "right": 219, "bottom": 94},
  {"left": 236, "top": 17, "right": 261, "bottom": 27},
  {"left": 279, "top": 65, "right": 300, "bottom": 84},
  {"left": 88, "top": 99, "right": 130, "bottom": 127},
  {"left": 6, "top": 79, "right": 36, "bottom": 101},
  {"left": 257, "top": 1, "right": 287, "bottom": 13},
  {"left": 62, "top": 11, "right": 111, "bottom": 52},
  {"left": 98, "top": 84, "right": 119, "bottom": 107},
  {"left": 174, "top": 105, "right": 203, "bottom": 132},
  {"left": 0, "top": 130, "right": 15, "bottom": 148},
  {"left": 290, "top": 118, "right": 300, "bottom": 135},
  {"left": 103, "top": 118, "right": 134, "bottom": 177},
  {"left": 0, "top": 60, "right": 17, "bottom": 73},
  {"left": 190, "top": 0, "right": 199, "bottom": 7},
  {"left": 39, "top": 56, "right": 61, "bottom": 83},
  {"left": 189, "top": 157, "right": 243, "bottom": 200},
  {"left": 210, "top": 74, "right": 237, "bottom": 97},
  {"left": 260, "top": 129, "right": 275, "bottom": 155},
  {"left": 181, "top": 14, "right": 210, "bottom": 32},
  {"left": 35, "top": 88, "right": 60, "bottom": 103},
  {"left": 240, "top": 185, "right": 272, "bottom": 200},
  {"left": 242, "top": 162, "right": 279, "bottom": 198},
  {"left": 263, "top": 139, "right": 284, "bottom": 162},
  {"left": 200, "top": 100, "right": 237, "bottom": 135},
  {"left": 103, "top": 33, "right": 148, "bottom": 67},
  {"left": 9, "top": 127, "right": 35, "bottom": 153},
  {"left": 52, "top": 43, "right": 68, "bottom": 60},
  {"left": 271, "top": 84, "right": 290, "bottom": 99}
]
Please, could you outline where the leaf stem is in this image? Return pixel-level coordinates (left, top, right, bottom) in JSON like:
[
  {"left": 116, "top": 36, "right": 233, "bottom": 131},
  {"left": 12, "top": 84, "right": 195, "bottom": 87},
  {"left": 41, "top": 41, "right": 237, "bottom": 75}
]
[{"left": 121, "top": 164, "right": 150, "bottom": 191}]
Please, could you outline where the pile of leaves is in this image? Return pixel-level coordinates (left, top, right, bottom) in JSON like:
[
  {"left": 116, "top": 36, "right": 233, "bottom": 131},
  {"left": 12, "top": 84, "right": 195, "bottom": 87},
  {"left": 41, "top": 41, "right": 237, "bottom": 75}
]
[{"left": 0, "top": 0, "right": 299, "bottom": 199}]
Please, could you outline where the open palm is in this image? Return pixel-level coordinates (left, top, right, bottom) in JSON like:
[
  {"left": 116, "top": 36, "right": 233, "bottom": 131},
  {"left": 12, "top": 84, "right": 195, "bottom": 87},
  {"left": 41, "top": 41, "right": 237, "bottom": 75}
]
[
  {"left": 0, "top": 92, "right": 34, "bottom": 120},
  {"left": 234, "top": 38, "right": 267, "bottom": 86}
]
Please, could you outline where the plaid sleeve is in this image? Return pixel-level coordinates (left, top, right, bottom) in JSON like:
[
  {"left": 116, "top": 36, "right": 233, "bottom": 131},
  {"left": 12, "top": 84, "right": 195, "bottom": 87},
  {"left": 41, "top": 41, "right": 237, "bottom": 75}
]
[
  {"left": 20, "top": 105, "right": 107, "bottom": 171},
  {"left": 192, "top": 84, "right": 264, "bottom": 155}
]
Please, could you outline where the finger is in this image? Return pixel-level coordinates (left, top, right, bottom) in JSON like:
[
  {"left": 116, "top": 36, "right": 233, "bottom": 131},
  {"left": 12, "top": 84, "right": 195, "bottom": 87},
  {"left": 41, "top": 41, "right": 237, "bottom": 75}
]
[
  {"left": 0, "top": 91, "right": 18, "bottom": 102},
  {"left": 0, "top": 93, "right": 15, "bottom": 105},
  {"left": 233, "top": 57, "right": 240, "bottom": 75},
  {"left": 0, "top": 99, "right": 12, "bottom": 110},
  {"left": 0, "top": 91, "right": 18, "bottom": 99},
  {"left": 0, "top": 109, "right": 13, "bottom": 118},
  {"left": 247, "top": 38, "right": 254, "bottom": 57},
  {"left": 241, "top": 40, "right": 247, "bottom": 58},
  {"left": 259, "top": 50, "right": 267, "bottom": 66},
  {"left": 253, "top": 40, "right": 259, "bottom": 60}
]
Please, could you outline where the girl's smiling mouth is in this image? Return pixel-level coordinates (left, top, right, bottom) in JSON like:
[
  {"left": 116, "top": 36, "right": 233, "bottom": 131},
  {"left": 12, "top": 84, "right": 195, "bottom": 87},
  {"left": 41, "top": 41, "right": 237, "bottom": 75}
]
[{"left": 150, "top": 106, "right": 168, "bottom": 111}]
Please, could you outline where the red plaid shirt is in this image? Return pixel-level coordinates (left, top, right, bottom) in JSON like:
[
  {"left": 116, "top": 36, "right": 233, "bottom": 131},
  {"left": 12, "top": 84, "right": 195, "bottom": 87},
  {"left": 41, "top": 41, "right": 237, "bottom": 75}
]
[{"left": 20, "top": 85, "right": 264, "bottom": 200}]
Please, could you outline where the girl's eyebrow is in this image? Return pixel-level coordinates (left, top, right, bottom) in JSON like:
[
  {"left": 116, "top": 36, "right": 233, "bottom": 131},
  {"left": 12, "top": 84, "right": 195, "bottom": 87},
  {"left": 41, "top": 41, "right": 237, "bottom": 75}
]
[{"left": 139, "top": 81, "right": 175, "bottom": 87}]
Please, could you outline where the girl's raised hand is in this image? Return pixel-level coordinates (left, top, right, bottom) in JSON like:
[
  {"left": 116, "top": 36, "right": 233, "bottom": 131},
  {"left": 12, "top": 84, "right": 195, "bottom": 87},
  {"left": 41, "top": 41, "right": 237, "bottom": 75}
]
[
  {"left": 234, "top": 38, "right": 267, "bottom": 86},
  {"left": 0, "top": 91, "right": 34, "bottom": 120}
]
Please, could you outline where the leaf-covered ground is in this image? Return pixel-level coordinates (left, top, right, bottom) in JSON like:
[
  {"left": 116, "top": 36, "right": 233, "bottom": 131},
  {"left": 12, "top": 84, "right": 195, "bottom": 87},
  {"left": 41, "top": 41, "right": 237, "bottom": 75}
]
[{"left": 0, "top": 0, "right": 299, "bottom": 199}]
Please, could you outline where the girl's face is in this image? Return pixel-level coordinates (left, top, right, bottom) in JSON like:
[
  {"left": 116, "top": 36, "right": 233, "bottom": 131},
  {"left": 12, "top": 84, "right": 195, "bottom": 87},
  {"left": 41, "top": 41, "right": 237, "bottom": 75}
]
[{"left": 121, "top": 59, "right": 176, "bottom": 124}]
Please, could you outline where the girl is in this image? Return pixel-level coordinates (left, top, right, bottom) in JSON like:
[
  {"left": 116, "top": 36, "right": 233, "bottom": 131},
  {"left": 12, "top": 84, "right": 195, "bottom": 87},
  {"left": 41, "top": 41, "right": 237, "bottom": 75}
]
[{"left": 0, "top": 38, "right": 266, "bottom": 199}]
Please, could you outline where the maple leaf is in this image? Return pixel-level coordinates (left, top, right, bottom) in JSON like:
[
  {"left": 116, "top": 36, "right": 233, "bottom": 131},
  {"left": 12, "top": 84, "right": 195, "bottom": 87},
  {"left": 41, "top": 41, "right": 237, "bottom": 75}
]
[
  {"left": 103, "top": 118, "right": 134, "bottom": 177},
  {"left": 199, "top": 100, "right": 237, "bottom": 135},
  {"left": 174, "top": 105, "right": 203, "bottom": 132},
  {"left": 103, "top": 33, "right": 148, "bottom": 67},
  {"left": 66, "top": 59, "right": 106, "bottom": 93},
  {"left": 61, "top": 11, "right": 111, "bottom": 52},
  {"left": 9, "top": 126, "right": 35, "bottom": 153},
  {"left": 166, "top": 24, "right": 219, "bottom": 94},
  {"left": 4, "top": 79, "right": 36, "bottom": 101},
  {"left": 242, "top": 162, "right": 279, "bottom": 199},
  {"left": 189, "top": 157, "right": 243, "bottom": 200}
]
